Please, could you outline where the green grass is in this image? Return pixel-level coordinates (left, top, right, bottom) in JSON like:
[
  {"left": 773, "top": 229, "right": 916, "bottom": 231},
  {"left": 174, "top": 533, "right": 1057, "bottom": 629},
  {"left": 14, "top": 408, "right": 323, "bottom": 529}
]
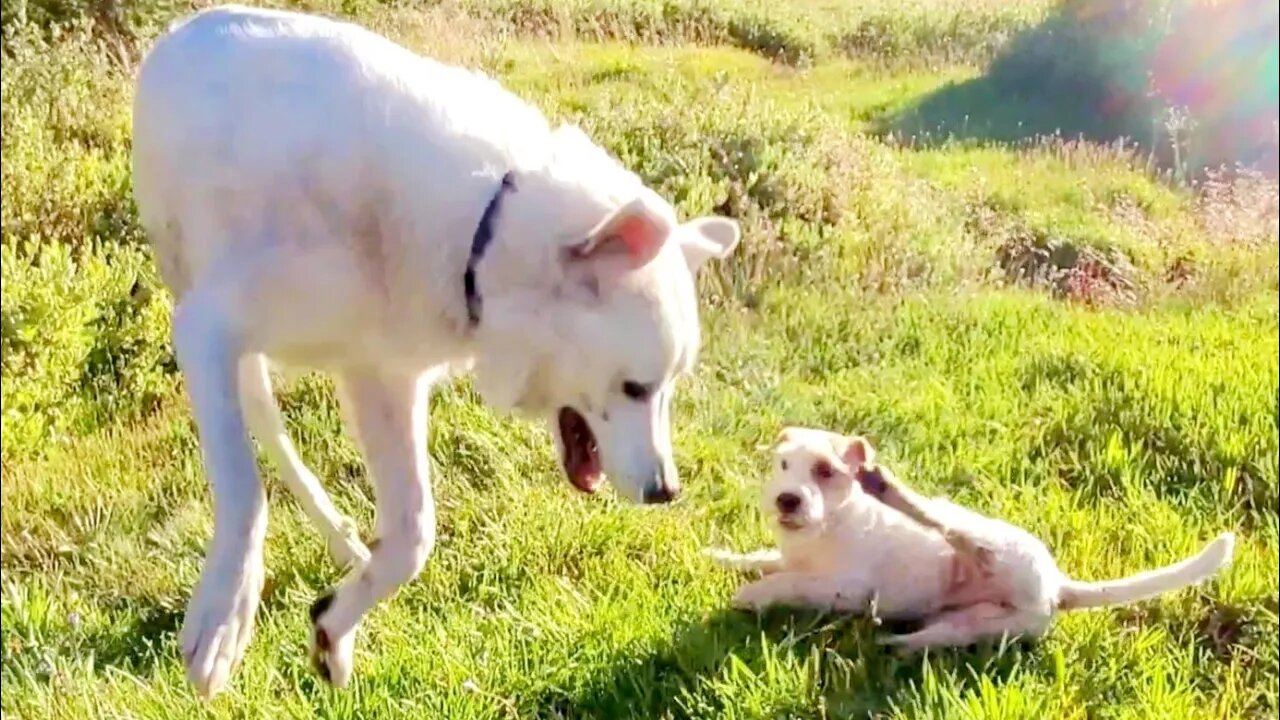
[{"left": 2, "top": 1, "right": 1278, "bottom": 718}]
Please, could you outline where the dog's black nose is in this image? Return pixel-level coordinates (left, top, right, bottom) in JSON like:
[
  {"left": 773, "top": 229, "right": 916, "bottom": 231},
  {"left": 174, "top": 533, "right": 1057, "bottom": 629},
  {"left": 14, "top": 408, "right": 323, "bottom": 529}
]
[
  {"left": 642, "top": 465, "right": 681, "bottom": 504},
  {"left": 644, "top": 484, "right": 679, "bottom": 504},
  {"left": 775, "top": 492, "right": 801, "bottom": 514}
]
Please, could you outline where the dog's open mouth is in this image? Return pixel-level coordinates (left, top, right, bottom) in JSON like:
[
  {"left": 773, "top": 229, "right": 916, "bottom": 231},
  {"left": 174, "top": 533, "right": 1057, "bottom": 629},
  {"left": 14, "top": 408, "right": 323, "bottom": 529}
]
[
  {"left": 557, "top": 407, "right": 603, "bottom": 493},
  {"left": 776, "top": 516, "right": 806, "bottom": 531}
]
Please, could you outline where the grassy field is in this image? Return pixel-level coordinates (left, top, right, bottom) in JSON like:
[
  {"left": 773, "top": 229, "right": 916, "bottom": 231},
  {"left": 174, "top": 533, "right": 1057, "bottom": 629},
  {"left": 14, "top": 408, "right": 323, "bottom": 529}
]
[{"left": 2, "top": 1, "right": 1278, "bottom": 718}]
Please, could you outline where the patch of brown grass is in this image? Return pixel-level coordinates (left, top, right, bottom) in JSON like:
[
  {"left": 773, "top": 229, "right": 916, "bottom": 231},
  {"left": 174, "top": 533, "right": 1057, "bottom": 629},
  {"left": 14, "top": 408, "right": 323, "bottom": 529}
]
[
  {"left": 983, "top": 207, "right": 1141, "bottom": 307},
  {"left": 1194, "top": 166, "right": 1280, "bottom": 247}
]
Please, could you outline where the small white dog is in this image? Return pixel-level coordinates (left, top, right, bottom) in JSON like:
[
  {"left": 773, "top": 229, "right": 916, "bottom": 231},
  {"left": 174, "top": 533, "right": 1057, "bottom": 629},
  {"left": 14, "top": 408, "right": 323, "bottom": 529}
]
[
  {"left": 133, "top": 5, "right": 739, "bottom": 697},
  {"left": 709, "top": 427, "right": 1235, "bottom": 651}
]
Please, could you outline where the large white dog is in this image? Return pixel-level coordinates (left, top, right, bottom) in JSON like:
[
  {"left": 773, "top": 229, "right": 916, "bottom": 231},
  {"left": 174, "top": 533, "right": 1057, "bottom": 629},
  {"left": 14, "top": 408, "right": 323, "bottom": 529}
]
[{"left": 132, "top": 5, "right": 739, "bottom": 697}]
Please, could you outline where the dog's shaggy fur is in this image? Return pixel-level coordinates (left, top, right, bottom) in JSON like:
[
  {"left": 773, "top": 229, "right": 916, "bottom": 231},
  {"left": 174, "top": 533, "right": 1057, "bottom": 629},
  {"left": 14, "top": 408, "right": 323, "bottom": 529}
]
[
  {"left": 709, "top": 427, "right": 1235, "bottom": 651},
  {"left": 133, "top": 5, "right": 739, "bottom": 697}
]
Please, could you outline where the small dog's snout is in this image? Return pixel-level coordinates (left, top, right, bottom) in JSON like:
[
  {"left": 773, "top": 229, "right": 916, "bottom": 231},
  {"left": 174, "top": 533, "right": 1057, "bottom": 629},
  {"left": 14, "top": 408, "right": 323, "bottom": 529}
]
[{"left": 775, "top": 492, "right": 801, "bottom": 514}]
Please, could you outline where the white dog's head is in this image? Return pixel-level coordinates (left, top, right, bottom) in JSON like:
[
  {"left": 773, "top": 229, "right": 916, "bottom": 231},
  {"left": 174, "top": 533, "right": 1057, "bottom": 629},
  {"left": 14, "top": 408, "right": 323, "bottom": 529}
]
[
  {"left": 762, "top": 427, "right": 877, "bottom": 536},
  {"left": 470, "top": 127, "right": 740, "bottom": 504}
]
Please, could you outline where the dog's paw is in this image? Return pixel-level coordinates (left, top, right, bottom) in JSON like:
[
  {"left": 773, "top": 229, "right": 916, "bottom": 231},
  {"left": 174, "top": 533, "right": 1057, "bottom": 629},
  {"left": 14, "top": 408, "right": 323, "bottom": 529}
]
[
  {"left": 180, "top": 554, "right": 265, "bottom": 698},
  {"left": 854, "top": 465, "right": 889, "bottom": 497},
  {"left": 731, "top": 579, "right": 778, "bottom": 611},
  {"left": 326, "top": 519, "right": 371, "bottom": 571},
  {"left": 703, "top": 547, "right": 734, "bottom": 565},
  {"left": 941, "top": 528, "right": 972, "bottom": 552},
  {"left": 942, "top": 529, "right": 994, "bottom": 564},
  {"left": 876, "top": 630, "right": 937, "bottom": 656},
  {"left": 876, "top": 631, "right": 907, "bottom": 646},
  {"left": 703, "top": 548, "right": 752, "bottom": 571},
  {"left": 310, "top": 591, "right": 357, "bottom": 687},
  {"left": 703, "top": 548, "right": 783, "bottom": 576},
  {"left": 877, "top": 633, "right": 929, "bottom": 657}
]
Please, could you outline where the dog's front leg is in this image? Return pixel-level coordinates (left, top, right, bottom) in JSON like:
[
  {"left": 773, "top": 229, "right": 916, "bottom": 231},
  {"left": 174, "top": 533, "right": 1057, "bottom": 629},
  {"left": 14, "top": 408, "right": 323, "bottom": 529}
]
[
  {"left": 171, "top": 293, "right": 268, "bottom": 699},
  {"left": 309, "top": 369, "right": 437, "bottom": 687},
  {"left": 732, "top": 572, "right": 874, "bottom": 613},
  {"left": 239, "top": 353, "right": 369, "bottom": 570},
  {"left": 704, "top": 548, "right": 785, "bottom": 575}
]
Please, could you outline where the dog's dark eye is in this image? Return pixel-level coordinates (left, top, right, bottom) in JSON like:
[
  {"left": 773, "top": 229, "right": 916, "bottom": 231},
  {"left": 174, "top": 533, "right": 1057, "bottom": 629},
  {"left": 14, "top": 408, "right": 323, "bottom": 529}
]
[
  {"left": 812, "top": 460, "right": 835, "bottom": 482},
  {"left": 780, "top": 460, "right": 789, "bottom": 470},
  {"left": 621, "top": 380, "right": 651, "bottom": 401}
]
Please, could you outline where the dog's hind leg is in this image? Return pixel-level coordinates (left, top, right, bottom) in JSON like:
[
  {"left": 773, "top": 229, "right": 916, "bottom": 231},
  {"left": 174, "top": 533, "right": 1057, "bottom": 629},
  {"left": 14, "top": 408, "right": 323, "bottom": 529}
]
[
  {"left": 878, "top": 602, "right": 1051, "bottom": 653},
  {"left": 309, "top": 368, "right": 436, "bottom": 687},
  {"left": 239, "top": 353, "right": 370, "bottom": 570}
]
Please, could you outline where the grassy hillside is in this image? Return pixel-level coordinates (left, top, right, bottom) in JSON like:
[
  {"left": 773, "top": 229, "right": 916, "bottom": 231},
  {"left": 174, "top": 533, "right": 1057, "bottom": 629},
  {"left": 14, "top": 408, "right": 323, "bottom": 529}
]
[{"left": 2, "top": 1, "right": 1277, "bottom": 718}]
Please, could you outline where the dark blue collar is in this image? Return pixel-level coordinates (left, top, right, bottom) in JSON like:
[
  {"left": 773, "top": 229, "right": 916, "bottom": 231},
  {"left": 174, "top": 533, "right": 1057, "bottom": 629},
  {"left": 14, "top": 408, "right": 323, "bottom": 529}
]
[{"left": 464, "top": 172, "right": 516, "bottom": 327}]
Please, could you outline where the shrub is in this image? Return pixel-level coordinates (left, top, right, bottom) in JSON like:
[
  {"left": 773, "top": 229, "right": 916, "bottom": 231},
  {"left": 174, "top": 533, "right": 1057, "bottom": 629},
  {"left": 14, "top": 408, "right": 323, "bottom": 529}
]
[
  {"left": 548, "top": 67, "right": 983, "bottom": 300},
  {"left": 467, "top": 0, "right": 1045, "bottom": 66},
  {"left": 1, "top": 243, "right": 174, "bottom": 461},
  {"left": 1, "top": 23, "right": 141, "bottom": 255}
]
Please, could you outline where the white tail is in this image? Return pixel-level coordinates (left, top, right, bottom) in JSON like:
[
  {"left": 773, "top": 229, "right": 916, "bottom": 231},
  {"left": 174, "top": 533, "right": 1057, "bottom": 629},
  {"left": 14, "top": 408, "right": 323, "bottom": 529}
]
[{"left": 1058, "top": 532, "right": 1235, "bottom": 610}]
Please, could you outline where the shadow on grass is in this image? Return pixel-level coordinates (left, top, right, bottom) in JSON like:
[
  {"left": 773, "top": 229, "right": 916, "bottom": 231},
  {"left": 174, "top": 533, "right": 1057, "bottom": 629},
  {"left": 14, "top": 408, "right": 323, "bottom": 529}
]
[
  {"left": 879, "top": 73, "right": 1158, "bottom": 150},
  {"left": 80, "top": 567, "right": 316, "bottom": 678},
  {"left": 80, "top": 599, "right": 185, "bottom": 676},
  {"left": 875, "top": 0, "right": 1279, "bottom": 176},
  {"left": 528, "top": 607, "right": 1042, "bottom": 719}
]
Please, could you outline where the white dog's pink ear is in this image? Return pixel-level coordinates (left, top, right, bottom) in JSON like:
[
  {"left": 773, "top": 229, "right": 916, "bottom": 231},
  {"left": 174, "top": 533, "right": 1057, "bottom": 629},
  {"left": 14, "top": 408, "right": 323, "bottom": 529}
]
[
  {"left": 570, "top": 197, "right": 672, "bottom": 269},
  {"left": 841, "top": 436, "right": 875, "bottom": 467},
  {"left": 680, "top": 217, "right": 740, "bottom": 273}
]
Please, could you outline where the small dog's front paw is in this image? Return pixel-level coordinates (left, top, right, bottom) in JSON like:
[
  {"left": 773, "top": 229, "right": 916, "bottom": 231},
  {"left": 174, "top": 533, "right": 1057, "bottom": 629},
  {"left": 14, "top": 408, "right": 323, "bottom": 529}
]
[
  {"left": 703, "top": 548, "right": 782, "bottom": 576},
  {"left": 877, "top": 632, "right": 929, "bottom": 656},
  {"left": 703, "top": 548, "right": 735, "bottom": 567},
  {"left": 731, "top": 580, "right": 777, "bottom": 611}
]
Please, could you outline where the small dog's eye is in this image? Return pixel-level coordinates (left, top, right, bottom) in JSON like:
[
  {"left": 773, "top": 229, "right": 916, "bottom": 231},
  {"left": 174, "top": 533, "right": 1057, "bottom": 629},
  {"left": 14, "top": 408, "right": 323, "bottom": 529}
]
[
  {"left": 621, "top": 380, "right": 650, "bottom": 401},
  {"left": 780, "top": 460, "right": 789, "bottom": 470},
  {"left": 812, "top": 460, "right": 834, "bottom": 481}
]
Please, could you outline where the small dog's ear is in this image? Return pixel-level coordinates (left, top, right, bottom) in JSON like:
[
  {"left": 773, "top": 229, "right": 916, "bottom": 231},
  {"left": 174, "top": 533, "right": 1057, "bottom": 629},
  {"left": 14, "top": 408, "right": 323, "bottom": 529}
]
[{"left": 840, "top": 435, "right": 875, "bottom": 467}]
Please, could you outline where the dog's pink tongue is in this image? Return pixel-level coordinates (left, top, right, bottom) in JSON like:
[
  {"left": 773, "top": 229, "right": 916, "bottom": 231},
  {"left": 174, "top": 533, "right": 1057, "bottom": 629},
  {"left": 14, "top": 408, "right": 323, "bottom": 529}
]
[
  {"left": 571, "top": 471, "right": 603, "bottom": 493},
  {"left": 569, "top": 460, "right": 603, "bottom": 493}
]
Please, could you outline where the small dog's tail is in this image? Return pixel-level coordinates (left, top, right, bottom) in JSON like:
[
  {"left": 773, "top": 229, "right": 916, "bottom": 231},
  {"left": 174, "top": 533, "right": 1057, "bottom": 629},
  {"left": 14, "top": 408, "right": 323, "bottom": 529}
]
[{"left": 1057, "top": 532, "right": 1234, "bottom": 611}]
